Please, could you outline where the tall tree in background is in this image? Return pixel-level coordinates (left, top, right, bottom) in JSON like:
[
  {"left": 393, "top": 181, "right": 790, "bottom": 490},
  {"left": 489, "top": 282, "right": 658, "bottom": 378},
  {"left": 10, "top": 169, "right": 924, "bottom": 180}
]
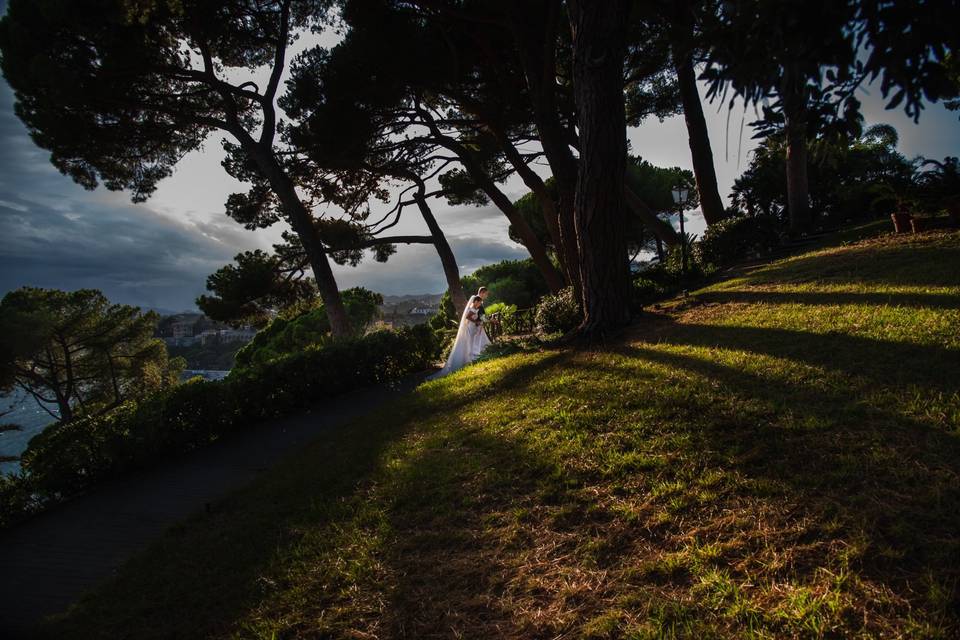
[
  {"left": 0, "top": 288, "right": 183, "bottom": 423},
  {"left": 701, "top": 0, "right": 861, "bottom": 235},
  {"left": 301, "top": 1, "right": 568, "bottom": 294},
  {"left": 568, "top": 0, "right": 633, "bottom": 336},
  {"left": 662, "top": 0, "right": 726, "bottom": 226},
  {"left": 0, "top": 0, "right": 355, "bottom": 337},
  {"left": 702, "top": 0, "right": 960, "bottom": 235}
]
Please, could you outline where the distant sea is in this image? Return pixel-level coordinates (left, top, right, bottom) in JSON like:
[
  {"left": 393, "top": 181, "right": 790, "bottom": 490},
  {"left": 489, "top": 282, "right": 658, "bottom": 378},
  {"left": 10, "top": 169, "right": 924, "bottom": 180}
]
[
  {"left": 0, "top": 387, "right": 58, "bottom": 475},
  {"left": 0, "top": 370, "right": 230, "bottom": 475}
]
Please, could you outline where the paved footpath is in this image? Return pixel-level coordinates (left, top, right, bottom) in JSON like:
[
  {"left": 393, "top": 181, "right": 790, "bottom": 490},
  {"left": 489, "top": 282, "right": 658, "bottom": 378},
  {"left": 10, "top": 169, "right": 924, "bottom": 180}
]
[{"left": 0, "top": 375, "right": 424, "bottom": 636}]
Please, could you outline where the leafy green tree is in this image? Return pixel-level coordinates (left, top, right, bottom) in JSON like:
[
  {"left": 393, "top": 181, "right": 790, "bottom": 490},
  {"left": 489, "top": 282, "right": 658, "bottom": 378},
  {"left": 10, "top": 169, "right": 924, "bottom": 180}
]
[
  {"left": 232, "top": 287, "right": 383, "bottom": 370},
  {"left": 915, "top": 156, "right": 960, "bottom": 216},
  {"left": 197, "top": 246, "right": 318, "bottom": 328},
  {"left": 295, "top": 0, "right": 567, "bottom": 293},
  {"left": 512, "top": 158, "right": 695, "bottom": 262},
  {"left": 0, "top": 0, "right": 355, "bottom": 337},
  {"left": 0, "top": 288, "right": 183, "bottom": 423},
  {"left": 702, "top": 0, "right": 960, "bottom": 234},
  {"left": 730, "top": 122, "right": 916, "bottom": 224}
]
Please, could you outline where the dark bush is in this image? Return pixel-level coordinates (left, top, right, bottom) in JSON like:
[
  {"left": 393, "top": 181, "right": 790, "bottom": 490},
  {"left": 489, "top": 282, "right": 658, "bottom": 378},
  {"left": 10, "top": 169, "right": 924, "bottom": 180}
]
[
  {"left": 534, "top": 287, "right": 582, "bottom": 335},
  {"left": 234, "top": 287, "right": 384, "bottom": 372},
  {"left": 5, "top": 324, "right": 437, "bottom": 526},
  {"left": 631, "top": 276, "right": 671, "bottom": 307},
  {"left": 693, "top": 215, "right": 783, "bottom": 268}
]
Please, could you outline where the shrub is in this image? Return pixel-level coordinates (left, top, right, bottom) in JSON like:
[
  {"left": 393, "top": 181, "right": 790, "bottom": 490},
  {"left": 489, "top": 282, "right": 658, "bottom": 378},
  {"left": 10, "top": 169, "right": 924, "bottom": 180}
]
[
  {"left": 234, "top": 287, "right": 384, "bottom": 372},
  {"left": 631, "top": 276, "right": 671, "bottom": 308},
  {"left": 664, "top": 235, "right": 707, "bottom": 280},
  {"left": 485, "top": 301, "right": 517, "bottom": 319},
  {"left": 0, "top": 473, "right": 39, "bottom": 529},
  {"left": 693, "top": 214, "right": 783, "bottom": 268},
  {"left": 4, "top": 324, "right": 437, "bottom": 526},
  {"left": 534, "top": 287, "right": 582, "bottom": 335}
]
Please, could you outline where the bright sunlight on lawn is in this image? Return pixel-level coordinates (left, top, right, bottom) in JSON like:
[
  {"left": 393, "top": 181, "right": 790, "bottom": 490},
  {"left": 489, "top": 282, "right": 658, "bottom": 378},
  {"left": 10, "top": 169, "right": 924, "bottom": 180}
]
[{"left": 42, "top": 228, "right": 960, "bottom": 639}]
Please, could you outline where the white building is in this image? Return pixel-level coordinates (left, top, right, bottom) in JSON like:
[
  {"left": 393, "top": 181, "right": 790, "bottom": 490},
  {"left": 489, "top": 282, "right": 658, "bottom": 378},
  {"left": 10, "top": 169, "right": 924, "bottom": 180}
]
[{"left": 409, "top": 306, "right": 437, "bottom": 316}]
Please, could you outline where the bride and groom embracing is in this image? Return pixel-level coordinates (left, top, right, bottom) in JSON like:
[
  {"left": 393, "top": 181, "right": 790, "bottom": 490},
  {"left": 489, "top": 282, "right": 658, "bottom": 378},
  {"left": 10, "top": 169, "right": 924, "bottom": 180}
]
[{"left": 428, "top": 287, "right": 492, "bottom": 379}]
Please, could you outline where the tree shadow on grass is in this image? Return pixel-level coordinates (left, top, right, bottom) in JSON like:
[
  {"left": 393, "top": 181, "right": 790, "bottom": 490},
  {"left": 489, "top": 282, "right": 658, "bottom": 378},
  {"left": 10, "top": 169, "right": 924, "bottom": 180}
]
[
  {"left": 641, "top": 316, "right": 959, "bottom": 400},
  {"left": 375, "top": 331, "right": 960, "bottom": 637},
  {"left": 372, "top": 418, "right": 598, "bottom": 638},
  {"left": 607, "top": 339, "right": 960, "bottom": 613},
  {"left": 730, "top": 242, "right": 960, "bottom": 289},
  {"left": 695, "top": 289, "right": 960, "bottom": 310},
  {"left": 35, "top": 353, "right": 566, "bottom": 640}
]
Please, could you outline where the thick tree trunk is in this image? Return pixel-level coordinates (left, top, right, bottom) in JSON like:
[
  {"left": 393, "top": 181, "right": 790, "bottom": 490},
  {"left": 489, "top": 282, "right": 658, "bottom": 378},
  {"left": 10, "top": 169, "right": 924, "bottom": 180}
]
[
  {"left": 243, "top": 143, "right": 351, "bottom": 337},
  {"left": 782, "top": 68, "right": 811, "bottom": 235},
  {"left": 569, "top": 0, "right": 632, "bottom": 337},
  {"left": 415, "top": 192, "right": 466, "bottom": 311},
  {"left": 675, "top": 55, "right": 726, "bottom": 226},
  {"left": 784, "top": 113, "right": 810, "bottom": 235},
  {"left": 506, "top": 0, "right": 582, "bottom": 296}
]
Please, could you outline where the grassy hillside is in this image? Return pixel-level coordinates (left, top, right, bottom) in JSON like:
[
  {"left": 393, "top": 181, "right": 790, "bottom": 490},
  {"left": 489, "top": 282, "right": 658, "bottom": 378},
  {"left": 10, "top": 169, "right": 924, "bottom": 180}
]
[{"left": 42, "top": 228, "right": 960, "bottom": 639}]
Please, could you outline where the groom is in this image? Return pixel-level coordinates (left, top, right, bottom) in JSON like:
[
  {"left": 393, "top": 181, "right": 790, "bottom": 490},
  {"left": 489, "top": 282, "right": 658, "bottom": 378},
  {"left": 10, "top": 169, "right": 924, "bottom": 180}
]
[
  {"left": 475, "top": 286, "right": 488, "bottom": 323},
  {"left": 476, "top": 286, "right": 501, "bottom": 339}
]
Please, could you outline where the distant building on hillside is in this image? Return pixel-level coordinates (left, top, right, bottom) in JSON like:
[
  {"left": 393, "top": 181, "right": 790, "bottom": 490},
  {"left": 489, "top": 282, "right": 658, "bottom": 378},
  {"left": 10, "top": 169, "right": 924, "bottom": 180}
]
[
  {"left": 171, "top": 321, "right": 194, "bottom": 338},
  {"left": 409, "top": 306, "right": 437, "bottom": 316},
  {"left": 219, "top": 327, "right": 257, "bottom": 343}
]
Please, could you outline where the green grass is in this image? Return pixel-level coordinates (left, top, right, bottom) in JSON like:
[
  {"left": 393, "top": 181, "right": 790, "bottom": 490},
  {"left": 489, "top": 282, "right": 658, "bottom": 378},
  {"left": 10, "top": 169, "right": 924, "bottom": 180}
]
[{"left": 41, "top": 228, "right": 960, "bottom": 639}]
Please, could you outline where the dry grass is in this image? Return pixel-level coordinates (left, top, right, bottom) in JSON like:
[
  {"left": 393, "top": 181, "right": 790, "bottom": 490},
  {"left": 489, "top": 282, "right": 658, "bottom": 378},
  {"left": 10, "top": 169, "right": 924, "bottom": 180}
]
[{"left": 41, "top": 228, "right": 960, "bottom": 639}]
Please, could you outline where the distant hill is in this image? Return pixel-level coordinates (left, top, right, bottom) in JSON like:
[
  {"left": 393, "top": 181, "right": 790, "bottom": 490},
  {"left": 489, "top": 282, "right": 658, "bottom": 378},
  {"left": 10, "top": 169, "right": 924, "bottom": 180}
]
[{"left": 380, "top": 293, "right": 443, "bottom": 305}]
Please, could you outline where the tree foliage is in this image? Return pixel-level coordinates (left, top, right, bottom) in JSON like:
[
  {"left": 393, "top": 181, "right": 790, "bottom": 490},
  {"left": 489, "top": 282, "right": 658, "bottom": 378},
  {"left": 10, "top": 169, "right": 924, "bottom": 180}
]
[
  {"left": 197, "top": 248, "right": 318, "bottom": 328},
  {"left": 0, "top": 288, "right": 183, "bottom": 423},
  {"left": 730, "top": 122, "right": 917, "bottom": 224},
  {"left": 232, "top": 287, "right": 384, "bottom": 371}
]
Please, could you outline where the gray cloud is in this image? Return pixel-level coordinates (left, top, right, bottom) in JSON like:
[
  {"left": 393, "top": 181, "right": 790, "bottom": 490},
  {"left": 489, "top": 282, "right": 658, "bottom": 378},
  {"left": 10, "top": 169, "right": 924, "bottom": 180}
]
[{"left": 0, "top": 194, "right": 245, "bottom": 312}]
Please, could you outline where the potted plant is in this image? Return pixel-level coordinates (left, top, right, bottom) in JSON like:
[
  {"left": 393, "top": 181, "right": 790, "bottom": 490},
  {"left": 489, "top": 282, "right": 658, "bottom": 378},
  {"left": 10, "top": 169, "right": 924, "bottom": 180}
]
[
  {"left": 889, "top": 195, "right": 915, "bottom": 233},
  {"left": 891, "top": 209, "right": 913, "bottom": 233},
  {"left": 871, "top": 183, "right": 913, "bottom": 233}
]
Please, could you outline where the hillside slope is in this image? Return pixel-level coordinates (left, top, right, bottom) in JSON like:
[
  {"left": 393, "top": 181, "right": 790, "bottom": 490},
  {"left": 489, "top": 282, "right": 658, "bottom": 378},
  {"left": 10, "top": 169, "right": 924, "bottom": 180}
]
[{"left": 42, "top": 229, "right": 960, "bottom": 639}]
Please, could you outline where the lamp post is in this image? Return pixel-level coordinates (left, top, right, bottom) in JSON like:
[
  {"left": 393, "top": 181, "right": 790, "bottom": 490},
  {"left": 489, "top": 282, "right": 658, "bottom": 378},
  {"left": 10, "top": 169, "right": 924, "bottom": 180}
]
[{"left": 670, "top": 185, "right": 690, "bottom": 277}]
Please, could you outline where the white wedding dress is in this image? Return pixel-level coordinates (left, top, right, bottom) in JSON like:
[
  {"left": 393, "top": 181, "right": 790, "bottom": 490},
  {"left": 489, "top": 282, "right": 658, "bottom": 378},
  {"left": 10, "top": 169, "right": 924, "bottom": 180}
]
[{"left": 428, "top": 298, "right": 491, "bottom": 379}]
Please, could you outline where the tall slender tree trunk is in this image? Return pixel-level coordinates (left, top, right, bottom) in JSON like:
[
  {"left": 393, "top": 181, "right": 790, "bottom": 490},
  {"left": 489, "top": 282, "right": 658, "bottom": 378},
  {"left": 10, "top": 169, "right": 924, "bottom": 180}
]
[
  {"left": 506, "top": 0, "right": 582, "bottom": 297},
  {"left": 469, "top": 174, "right": 566, "bottom": 294},
  {"left": 568, "top": 0, "right": 632, "bottom": 337},
  {"left": 425, "top": 125, "right": 566, "bottom": 293},
  {"left": 414, "top": 191, "right": 466, "bottom": 311},
  {"left": 782, "top": 70, "right": 811, "bottom": 235},
  {"left": 243, "top": 142, "right": 351, "bottom": 337},
  {"left": 784, "top": 113, "right": 810, "bottom": 235},
  {"left": 493, "top": 126, "right": 567, "bottom": 282},
  {"left": 675, "top": 55, "right": 726, "bottom": 226}
]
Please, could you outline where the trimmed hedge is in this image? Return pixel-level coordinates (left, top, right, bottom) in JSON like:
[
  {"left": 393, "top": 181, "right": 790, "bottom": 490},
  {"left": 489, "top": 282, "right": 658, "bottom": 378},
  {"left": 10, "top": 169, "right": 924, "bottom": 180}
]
[{"left": 2, "top": 324, "right": 437, "bottom": 528}]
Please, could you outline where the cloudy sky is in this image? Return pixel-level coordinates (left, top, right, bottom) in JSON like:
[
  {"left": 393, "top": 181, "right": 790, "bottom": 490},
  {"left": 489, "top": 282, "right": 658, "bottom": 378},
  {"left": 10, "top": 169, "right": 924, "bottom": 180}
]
[{"left": 1, "top": 4, "right": 959, "bottom": 312}]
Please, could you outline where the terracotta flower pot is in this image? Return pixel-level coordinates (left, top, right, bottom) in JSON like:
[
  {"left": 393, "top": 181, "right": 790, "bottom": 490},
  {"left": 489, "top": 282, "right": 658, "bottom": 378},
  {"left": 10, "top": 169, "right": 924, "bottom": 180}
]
[{"left": 890, "top": 211, "right": 913, "bottom": 233}]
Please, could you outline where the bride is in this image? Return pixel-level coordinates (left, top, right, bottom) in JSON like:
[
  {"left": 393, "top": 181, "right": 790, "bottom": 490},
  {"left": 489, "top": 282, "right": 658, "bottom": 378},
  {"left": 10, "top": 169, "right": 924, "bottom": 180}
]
[{"left": 428, "top": 295, "right": 491, "bottom": 379}]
